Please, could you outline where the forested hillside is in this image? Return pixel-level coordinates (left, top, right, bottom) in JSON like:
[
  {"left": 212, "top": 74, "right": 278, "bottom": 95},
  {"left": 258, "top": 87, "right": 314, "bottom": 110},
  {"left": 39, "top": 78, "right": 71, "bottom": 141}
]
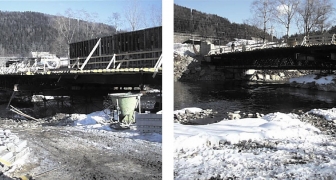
[
  {"left": 0, "top": 11, "right": 115, "bottom": 57},
  {"left": 174, "top": 3, "right": 335, "bottom": 44},
  {"left": 174, "top": 4, "right": 273, "bottom": 44}
]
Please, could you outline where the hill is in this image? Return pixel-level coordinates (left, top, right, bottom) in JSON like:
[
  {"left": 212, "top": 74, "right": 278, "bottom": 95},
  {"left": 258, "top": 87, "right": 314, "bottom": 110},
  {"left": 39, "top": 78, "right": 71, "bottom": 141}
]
[
  {"left": 0, "top": 11, "right": 116, "bottom": 57},
  {"left": 174, "top": 4, "right": 274, "bottom": 44}
]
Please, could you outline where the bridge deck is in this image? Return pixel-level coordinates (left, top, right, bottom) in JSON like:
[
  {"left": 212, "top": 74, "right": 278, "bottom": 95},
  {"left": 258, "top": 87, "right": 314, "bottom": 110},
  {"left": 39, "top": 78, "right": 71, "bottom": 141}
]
[
  {"left": 209, "top": 45, "right": 336, "bottom": 70},
  {"left": 1, "top": 67, "right": 162, "bottom": 76}
]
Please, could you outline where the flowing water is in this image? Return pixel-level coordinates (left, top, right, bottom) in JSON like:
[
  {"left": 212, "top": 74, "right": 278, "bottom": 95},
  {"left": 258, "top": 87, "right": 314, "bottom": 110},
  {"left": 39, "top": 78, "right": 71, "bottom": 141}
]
[{"left": 174, "top": 81, "right": 336, "bottom": 124}]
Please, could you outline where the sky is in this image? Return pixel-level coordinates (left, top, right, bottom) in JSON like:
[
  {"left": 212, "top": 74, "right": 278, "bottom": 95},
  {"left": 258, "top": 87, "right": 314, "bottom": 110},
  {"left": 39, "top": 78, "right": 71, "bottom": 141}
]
[
  {"left": 0, "top": 0, "right": 162, "bottom": 31},
  {"left": 174, "top": 0, "right": 336, "bottom": 37}
]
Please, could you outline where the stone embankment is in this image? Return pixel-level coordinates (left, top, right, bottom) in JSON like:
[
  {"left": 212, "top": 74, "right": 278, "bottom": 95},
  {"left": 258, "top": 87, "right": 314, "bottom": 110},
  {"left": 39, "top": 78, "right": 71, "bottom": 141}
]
[{"left": 0, "top": 127, "right": 29, "bottom": 178}]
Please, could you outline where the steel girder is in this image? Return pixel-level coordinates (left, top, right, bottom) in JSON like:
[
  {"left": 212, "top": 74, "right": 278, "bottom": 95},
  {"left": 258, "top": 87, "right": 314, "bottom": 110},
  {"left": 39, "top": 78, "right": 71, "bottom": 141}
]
[{"left": 210, "top": 45, "right": 336, "bottom": 70}]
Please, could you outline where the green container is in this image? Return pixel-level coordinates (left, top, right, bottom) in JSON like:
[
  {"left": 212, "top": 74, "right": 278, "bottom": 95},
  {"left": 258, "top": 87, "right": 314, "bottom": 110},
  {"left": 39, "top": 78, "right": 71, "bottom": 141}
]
[{"left": 108, "top": 93, "right": 142, "bottom": 125}]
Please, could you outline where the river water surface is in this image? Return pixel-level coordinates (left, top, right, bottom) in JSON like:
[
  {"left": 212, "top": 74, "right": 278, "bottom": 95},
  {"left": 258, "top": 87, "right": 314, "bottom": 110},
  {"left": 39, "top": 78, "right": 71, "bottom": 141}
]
[{"left": 174, "top": 81, "right": 336, "bottom": 124}]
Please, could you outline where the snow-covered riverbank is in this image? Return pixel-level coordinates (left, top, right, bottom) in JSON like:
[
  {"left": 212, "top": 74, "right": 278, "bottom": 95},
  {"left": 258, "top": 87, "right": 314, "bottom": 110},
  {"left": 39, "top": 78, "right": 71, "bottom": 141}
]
[
  {"left": 290, "top": 74, "right": 336, "bottom": 91},
  {"left": 174, "top": 107, "right": 336, "bottom": 179}
]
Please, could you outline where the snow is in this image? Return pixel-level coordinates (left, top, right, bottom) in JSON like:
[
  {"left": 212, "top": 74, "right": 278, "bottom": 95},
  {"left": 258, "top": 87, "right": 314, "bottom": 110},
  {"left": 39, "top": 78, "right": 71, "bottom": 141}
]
[
  {"left": 174, "top": 43, "right": 199, "bottom": 57},
  {"left": 174, "top": 107, "right": 336, "bottom": 179},
  {"left": 290, "top": 74, "right": 336, "bottom": 85},
  {"left": 174, "top": 107, "right": 203, "bottom": 115},
  {"left": 309, "top": 108, "right": 336, "bottom": 121},
  {"left": 70, "top": 110, "right": 162, "bottom": 143},
  {"left": 226, "top": 38, "right": 257, "bottom": 47}
]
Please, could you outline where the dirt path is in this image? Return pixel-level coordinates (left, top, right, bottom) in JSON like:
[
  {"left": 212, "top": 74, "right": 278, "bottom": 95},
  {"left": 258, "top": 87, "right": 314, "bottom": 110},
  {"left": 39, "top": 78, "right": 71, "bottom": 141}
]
[{"left": 1, "top": 123, "right": 161, "bottom": 179}]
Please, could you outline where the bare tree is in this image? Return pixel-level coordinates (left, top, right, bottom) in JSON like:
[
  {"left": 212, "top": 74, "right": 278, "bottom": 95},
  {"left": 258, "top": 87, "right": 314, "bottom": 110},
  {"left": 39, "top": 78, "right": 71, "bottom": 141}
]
[
  {"left": 124, "top": 0, "right": 143, "bottom": 31},
  {"left": 315, "top": 0, "right": 335, "bottom": 32},
  {"left": 108, "top": 12, "right": 122, "bottom": 33},
  {"left": 0, "top": 44, "right": 5, "bottom": 56},
  {"left": 149, "top": 5, "right": 162, "bottom": 27},
  {"left": 250, "top": 0, "right": 275, "bottom": 43},
  {"left": 297, "top": 0, "right": 334, "bottom": 35},
  {"left": 54, "top": 8, "right": 78, "bottom": 57},
  {"left": 271, "top": 0, "right": 299, "bottom": 40}
]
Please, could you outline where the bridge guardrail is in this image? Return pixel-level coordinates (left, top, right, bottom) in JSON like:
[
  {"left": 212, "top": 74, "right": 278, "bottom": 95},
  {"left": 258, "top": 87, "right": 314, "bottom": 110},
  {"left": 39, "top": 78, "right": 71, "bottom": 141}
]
[
  {"left": 209, "top": 33, "right": 336, "bottom": 55},
  {"left": 290, "top": 33, "right": 336, "bottom": 47}
]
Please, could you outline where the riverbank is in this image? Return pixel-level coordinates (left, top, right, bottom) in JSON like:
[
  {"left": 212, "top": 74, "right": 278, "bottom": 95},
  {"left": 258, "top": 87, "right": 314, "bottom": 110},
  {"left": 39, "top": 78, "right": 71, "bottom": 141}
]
[
  {"left": 290, "top": 74, "right": 336, "bottom": 91},
  {"left": 174, "top": 107, "right": 336, "bottom": 179}
]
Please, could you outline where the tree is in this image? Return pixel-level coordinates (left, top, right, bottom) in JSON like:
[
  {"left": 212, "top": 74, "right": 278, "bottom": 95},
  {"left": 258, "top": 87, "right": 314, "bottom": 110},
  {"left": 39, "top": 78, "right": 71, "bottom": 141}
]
[
  {"left": 108, "top": 12, "right": 122, "bottom": 33},
  {"left": 149, "top": 4, "right": 162, "bottom": 27},
  {"left": 80, "top": 10, "right": 99, "bottom": 39},
  {"left": 271, "top": 0, "right": 299, "bottom": 40},
  {"left": 315, "top": 0, "right": 334, "bottom": 32},
  {"left": 124, "top": 0, "right": 143, "bottom": 31},
  {"left": 250, "top": 0, "right": 275, "bottom": 43},
  {"left": 297, "top": 0, "right": 334, "bottom": 35},
  {"left": 54, "top": 8, "right": 78, "bottom": 57},
  {"left": 0, "top": 44, "right": 5, "bottom": 56}
]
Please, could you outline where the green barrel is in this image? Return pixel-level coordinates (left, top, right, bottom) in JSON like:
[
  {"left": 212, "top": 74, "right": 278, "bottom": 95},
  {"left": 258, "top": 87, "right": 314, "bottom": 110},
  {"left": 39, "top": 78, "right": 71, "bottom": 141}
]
[{"left": 108, "top": 93, "right": 142, "bottom": 125}]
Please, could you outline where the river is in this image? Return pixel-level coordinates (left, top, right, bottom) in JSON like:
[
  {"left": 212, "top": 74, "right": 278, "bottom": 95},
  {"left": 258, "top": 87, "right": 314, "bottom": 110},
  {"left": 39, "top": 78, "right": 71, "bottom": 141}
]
[{"left": 174, "top": 80, "right": 336, "bottom": 124}]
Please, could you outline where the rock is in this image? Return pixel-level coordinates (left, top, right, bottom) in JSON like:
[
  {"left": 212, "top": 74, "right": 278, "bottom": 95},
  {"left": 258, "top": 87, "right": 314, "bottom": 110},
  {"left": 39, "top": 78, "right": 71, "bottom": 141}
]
[
  {"left": 257, "top": 74, "right": 264, "bottom": 80},
  {"left": 251, "top": 75, "right": 258, "bottom": 81},
  {"left": 227, "top": 112, "right": 241, "bottom": 120},
  {"left": 185, "top": 56, "right": 194, "bottom": 62},
  {"left": 185, "top": 109, "right": 192, "bottom": 115},
  {"left": 195, "top": 67, "right": 201, "bottom": 71},
  {"left": 199, "top": 70, "right": 206, "bottom": 77},
  {"left": 209, "top": 65, "right": 216, "bottom": 70}
]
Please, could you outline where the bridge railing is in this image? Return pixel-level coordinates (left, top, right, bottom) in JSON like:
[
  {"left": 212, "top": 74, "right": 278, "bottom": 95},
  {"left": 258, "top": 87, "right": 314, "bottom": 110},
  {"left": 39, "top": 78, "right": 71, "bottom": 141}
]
[
  {"left": 209, "top": 41, "right": 286, "bottom": 55},
  {"left": 70, "top": 50, "right": 162, "bottom": 70},
  {"left": 288, "top": 33, "right": 336, "bottom": 47},
  {"left": 209, "top": 33, "right": 336, "bottom": 55}
]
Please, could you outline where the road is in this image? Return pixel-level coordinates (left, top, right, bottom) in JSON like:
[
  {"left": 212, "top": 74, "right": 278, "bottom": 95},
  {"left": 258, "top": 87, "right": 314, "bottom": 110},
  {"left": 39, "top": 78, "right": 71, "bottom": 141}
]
[{"left": 0, "top": 118, "right": 162, "bottom": 180}]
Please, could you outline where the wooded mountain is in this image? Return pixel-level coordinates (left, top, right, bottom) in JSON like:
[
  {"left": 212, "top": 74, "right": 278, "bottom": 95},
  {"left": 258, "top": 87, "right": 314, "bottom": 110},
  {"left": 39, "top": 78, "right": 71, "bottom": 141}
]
[
  {"left": 174, "top": 4, "right": 274, "bottom": 44},
  {"left": 174, "top": 4, "right": 335, "bottom": 44},
  {"left": 0, "top": 11, "right": 115, "bottom": 57}
]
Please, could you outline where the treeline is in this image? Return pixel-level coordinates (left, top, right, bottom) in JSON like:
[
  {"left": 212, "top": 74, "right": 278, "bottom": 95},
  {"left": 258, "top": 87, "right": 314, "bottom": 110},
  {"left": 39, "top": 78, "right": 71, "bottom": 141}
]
[
  {"left": 174, "top": 4, "right": 273, "bottom": 44},
  {"left": 174, "top": 2, "right": 336, "bottom": 44},
  {"left": 0, "top": 11, "right": 115, "bottom": 57}
]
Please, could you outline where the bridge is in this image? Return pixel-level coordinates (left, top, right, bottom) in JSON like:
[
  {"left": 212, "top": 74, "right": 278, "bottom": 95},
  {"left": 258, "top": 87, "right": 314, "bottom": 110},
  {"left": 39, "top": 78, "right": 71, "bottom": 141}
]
[
  {"left": 0, "top": 26, "right": 162, "bottom": 97},
  {"left": 207, "top": 34, "right": 336, "bottom": 71}
]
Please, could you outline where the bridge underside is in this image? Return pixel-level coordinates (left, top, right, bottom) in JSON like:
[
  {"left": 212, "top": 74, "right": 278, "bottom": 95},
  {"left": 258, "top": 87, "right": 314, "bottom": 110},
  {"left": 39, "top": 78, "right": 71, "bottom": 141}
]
[
  {"left": 209, "top": 45, "right": 336, "bottom": 70},
  {"left": 0, "top": 73, "right": 161, "bottom": 96}
]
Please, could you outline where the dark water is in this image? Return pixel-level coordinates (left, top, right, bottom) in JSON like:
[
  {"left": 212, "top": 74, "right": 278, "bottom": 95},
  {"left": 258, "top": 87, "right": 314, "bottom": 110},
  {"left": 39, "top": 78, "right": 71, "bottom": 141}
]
[{"left": 174, "top": 81, "right": 336, "bottom": 123}]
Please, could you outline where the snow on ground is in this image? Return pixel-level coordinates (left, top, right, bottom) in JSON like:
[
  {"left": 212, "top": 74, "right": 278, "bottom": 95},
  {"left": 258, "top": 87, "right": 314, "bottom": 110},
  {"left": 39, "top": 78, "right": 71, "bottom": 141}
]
[
  {"left": 309, "top": 108, "right": 336, "bottom": 121},
  {"left": 69, "top": 110, "right": 162, "bottom": 143},
  {"left": 174, "top": 107, "right": 336, "bottom": 179},
  {"left": 174, "top": 43, "right": 199, "bottom": 57},
  {"left": 226, "top": 38, "right": 257, "bottom": 47},
  {"left": 174, "top": 107, "right": 203, "bottom": 115},
  {"left": 290, "top": 74, "right": 336, "bottom": 85}
]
